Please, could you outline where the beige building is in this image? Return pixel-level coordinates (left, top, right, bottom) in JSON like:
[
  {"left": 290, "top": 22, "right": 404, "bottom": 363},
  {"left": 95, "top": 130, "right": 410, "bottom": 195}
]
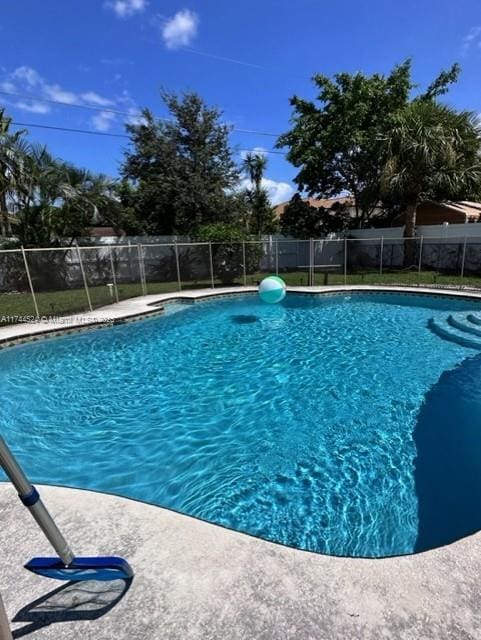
[
  {"left": 391, "top": 201, "right": 481, "bottom": 226},
  {"left": 273, "top": 196, "right": 384, "bottom": 224}
]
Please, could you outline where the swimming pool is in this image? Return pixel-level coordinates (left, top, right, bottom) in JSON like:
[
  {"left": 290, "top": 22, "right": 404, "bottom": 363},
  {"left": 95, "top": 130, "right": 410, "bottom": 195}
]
[{"left": 1, "top": 291, "right": 481, "bottom": 557}]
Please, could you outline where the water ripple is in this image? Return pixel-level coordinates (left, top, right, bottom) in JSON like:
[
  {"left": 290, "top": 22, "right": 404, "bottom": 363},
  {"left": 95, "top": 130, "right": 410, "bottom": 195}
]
[{"left": 0, "top": 292, "right": 480, "bottom": 556}]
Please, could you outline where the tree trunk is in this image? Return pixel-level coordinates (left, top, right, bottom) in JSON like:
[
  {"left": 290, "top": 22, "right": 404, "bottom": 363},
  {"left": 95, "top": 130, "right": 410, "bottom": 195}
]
[
  {"left": 0, "top": 192, "right": 11, "bottom": 236},
  {"left": 403, "top": 202, "right": 417, "bottom": 267}
]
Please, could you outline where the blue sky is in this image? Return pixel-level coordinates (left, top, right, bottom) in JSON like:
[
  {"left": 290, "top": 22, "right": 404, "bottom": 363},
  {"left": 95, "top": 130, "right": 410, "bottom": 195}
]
[{"left": 1, "top": 0, "right": 481, "bottom": 204}]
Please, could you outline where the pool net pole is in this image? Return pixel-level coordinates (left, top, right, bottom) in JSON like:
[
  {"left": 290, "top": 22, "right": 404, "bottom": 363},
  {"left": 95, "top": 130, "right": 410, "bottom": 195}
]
[
  {"left": 21, "top": 246, "right": 39, "bottom": 318},
  {"left": 75, "top": 244, "right": 93, "bottom": 313},
  {"left": 0, "top": 437, "right": 75, "bottom": 567}
]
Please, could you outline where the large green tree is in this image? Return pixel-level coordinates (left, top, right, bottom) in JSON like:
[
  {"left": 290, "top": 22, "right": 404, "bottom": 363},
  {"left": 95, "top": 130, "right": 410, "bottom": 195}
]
[
  {"left": 121, "top": 91, "right": 240, "bottom": 234},
  {"left": 277, "top": 61, "right": 461, "bottom": 227},
  {"left": 381, "top": 101, "right": 481, "bottom": 264}
]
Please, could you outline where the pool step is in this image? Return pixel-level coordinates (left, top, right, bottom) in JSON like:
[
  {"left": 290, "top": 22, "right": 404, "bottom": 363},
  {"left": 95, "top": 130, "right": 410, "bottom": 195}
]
[
  {"left": 448, "top": 313, "right": 481, "bottom": 338},
  {"left": 428, "top": 317, "right": 481, "bottom": 350},
  {"left": 467, "top": 313, "right": 481, "bottom": 326}
]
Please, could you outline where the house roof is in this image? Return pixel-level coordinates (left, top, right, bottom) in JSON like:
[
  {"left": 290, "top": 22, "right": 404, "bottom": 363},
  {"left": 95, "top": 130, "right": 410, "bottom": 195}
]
[
  {"left": 273, "top": 196, "right": 355, "bottom": 218},
  {"left": 391, "top": 200, "right": 481, "bottom": 226},
  {"left": 86, "top": 226, "right": 125, "bottom": 237},
  {"left": 445, "top": 201, "right": 481, "bottom": 219}
]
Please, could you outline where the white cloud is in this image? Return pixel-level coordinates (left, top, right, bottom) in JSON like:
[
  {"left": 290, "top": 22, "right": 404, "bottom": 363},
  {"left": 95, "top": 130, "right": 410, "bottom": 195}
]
[
  {"left": 462, "top": 26, "right": 481, "bottom": 54},
  {"left": 239, "top": 177, "right": 294, "bottom": 205},
  {"left": 44, "top": 83, "right": 78, "bottom": 104},
  {"left": 240, "top": 146, "right": 267, "bottom": 160},
  {"left": 11, "top": 66, "right": 43, "bottom": 87},
  {"left": 112, "top": 89, "right": 144, "bottom": 125},
  {"left": 126, "top": 107, "right": 146, "bottom": 126},
  {"left": 1, "top": 66, "right": 115, "bottom": 116},
  {"left": 262, "top": 178, "right": 294, "bottom": 205},
  {"left": 91, "top": 111, "right": 116, "bottom": 132},
  {"left": 161, "top": 10, "right": 198, "bottom": 50},
  {"left": 0, "top": 81, "right": 16, "bottom": 92},
  {"left": 106, "top": 0, "right": 147, "bottom": 18},
  {"left": 117, "top": 89, "right": 136, "bottom": 105},
  {"left": 14, "top": 100, "right": 51, "bottom": 114},
  {"left": 81, "top": 91, "right": 114, "bottom": 107}
]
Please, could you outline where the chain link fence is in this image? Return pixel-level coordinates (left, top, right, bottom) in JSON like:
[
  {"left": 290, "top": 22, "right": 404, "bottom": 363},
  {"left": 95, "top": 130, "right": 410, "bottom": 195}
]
[{"left": 2, "top": 237, "right": 481, "bottom": 325}]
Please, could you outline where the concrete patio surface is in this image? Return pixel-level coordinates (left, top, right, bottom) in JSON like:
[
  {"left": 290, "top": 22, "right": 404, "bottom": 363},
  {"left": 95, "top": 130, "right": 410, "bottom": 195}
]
[{"left": 1, "top": 483, "right": 481, "bottom": 639}]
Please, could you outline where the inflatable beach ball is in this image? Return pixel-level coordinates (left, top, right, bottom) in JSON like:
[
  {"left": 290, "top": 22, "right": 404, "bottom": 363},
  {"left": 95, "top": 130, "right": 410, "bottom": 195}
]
[{"left": 258, "top": 276, "right": 286, "bottom": 304}]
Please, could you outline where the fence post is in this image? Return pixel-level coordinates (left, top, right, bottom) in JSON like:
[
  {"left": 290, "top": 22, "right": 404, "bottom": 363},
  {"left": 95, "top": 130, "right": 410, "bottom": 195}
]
[
  {"left": 137, "top": 244, "right": 147, "bottom": 296},
  {"left": 209, "top": 242, "right": 215, "bottom": 289},
  {"left": 344, "top": 238, "right": 347, "bottom": 285},
  {"left": 275, "top": 239, "right": 279, "bottom": 276},
  {"left": 174, "top": 243, "right": 181, "bottom": 291},
  {"left": 460, "top": 235, "right": 467, "bottom": 279},
  {"left": 418, "top": 236, "right": 423, "bottom": 274},
  {"left": 309, "top": 238, "right": 313, "bottom": 286},
  {"left": 75, "top": 244, "right": 93, "bottom": 312},
  {"left": 242, "top": 241, "right": 247, "bottom": 286},
  {"left": 127, "top": 240, "right": 133, "bottom": 282},
  {"left": 109, "top": 246, "right": 120, "bottom": 303},
  {"left": 379, "top": 237, "right": 384, "bottom": 276},
  {"left": 0, "top": 593, "right": 12, "bottom": 640},
  {"left": 21, "top": 246, "right": 39, "bottom": 317}
]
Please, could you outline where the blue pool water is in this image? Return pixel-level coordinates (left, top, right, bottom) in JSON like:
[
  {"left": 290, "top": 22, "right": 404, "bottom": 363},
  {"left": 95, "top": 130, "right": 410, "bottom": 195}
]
[{"left": 1, "top": 292, "right": 481, "bottom": 557}]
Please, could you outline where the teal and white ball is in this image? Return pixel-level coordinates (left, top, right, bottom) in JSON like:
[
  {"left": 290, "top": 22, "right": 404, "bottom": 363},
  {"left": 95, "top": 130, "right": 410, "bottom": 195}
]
[{"left": 258, "top": 276, "right": 286, "bottom": 304}]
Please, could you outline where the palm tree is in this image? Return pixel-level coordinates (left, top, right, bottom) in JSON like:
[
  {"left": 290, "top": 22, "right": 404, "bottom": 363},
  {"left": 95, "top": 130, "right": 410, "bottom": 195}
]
[
  {"left": 0, "top": 109, "right": 29, "bottom": 237},
  {"left": 13, "top": 146, "right": 68, "bottom": 245},
  {"left": 243, "top": 152, "right": 267, "bottom": 192},
  {"left": 14, "top": 152, "right": 120, "bottom": 245},
  {"left": 0, "top": 108, "right": 126, "bottom": 247},
  {"left": 382, "top": 101, "right": 481, "bottom": 265},
  {"left": 242, "top": 152, "right": 274, "bottom": 233}
]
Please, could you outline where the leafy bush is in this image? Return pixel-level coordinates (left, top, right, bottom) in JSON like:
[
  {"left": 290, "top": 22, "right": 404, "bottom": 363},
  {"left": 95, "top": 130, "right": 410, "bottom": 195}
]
[{"left": 196, "top": 223, "right": 261, "bottom": 284}]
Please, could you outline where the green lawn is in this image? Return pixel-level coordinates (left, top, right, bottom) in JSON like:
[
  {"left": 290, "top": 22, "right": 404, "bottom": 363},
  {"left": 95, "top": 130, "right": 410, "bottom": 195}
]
[
  {"left": 326, "top": 270, "right": 481, "bottom": 287},
  {"left": 1, "top": 270, "right": 481, "bottom": 326}
]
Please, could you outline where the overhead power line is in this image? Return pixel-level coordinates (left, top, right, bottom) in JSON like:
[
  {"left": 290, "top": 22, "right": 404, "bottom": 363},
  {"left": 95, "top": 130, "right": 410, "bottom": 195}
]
[
  {"left": 10, "top": 121, "right": 288, "bottom": 155},
  {"left": 0, "top": 89, "right": 280, "bottom": 138},
  {"left": 12, "top": 121, "right": 129, "bottom": 139},
  {"left": 0, "top": 90, "right": 133, "bottom": 117}
]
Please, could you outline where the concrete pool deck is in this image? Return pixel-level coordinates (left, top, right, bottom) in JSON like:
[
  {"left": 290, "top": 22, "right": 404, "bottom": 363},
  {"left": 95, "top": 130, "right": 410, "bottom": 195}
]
[{"left": 1, "top": 483, "right": 481, "bottom": 639}]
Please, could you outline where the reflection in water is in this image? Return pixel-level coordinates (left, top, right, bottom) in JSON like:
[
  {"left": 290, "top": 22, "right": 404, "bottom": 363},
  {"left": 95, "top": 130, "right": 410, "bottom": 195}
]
[
  {"left": 231, "top": 315, "right": 259, "bottom": 324},
  {"left": 414, "top": 353, "right": 481, "bottom": 552}
]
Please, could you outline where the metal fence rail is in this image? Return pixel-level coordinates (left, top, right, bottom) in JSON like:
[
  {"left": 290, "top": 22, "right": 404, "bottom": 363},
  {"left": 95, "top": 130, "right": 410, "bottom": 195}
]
[{"left": 1, "top": 236, "right": 481, "bottom": 325}]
